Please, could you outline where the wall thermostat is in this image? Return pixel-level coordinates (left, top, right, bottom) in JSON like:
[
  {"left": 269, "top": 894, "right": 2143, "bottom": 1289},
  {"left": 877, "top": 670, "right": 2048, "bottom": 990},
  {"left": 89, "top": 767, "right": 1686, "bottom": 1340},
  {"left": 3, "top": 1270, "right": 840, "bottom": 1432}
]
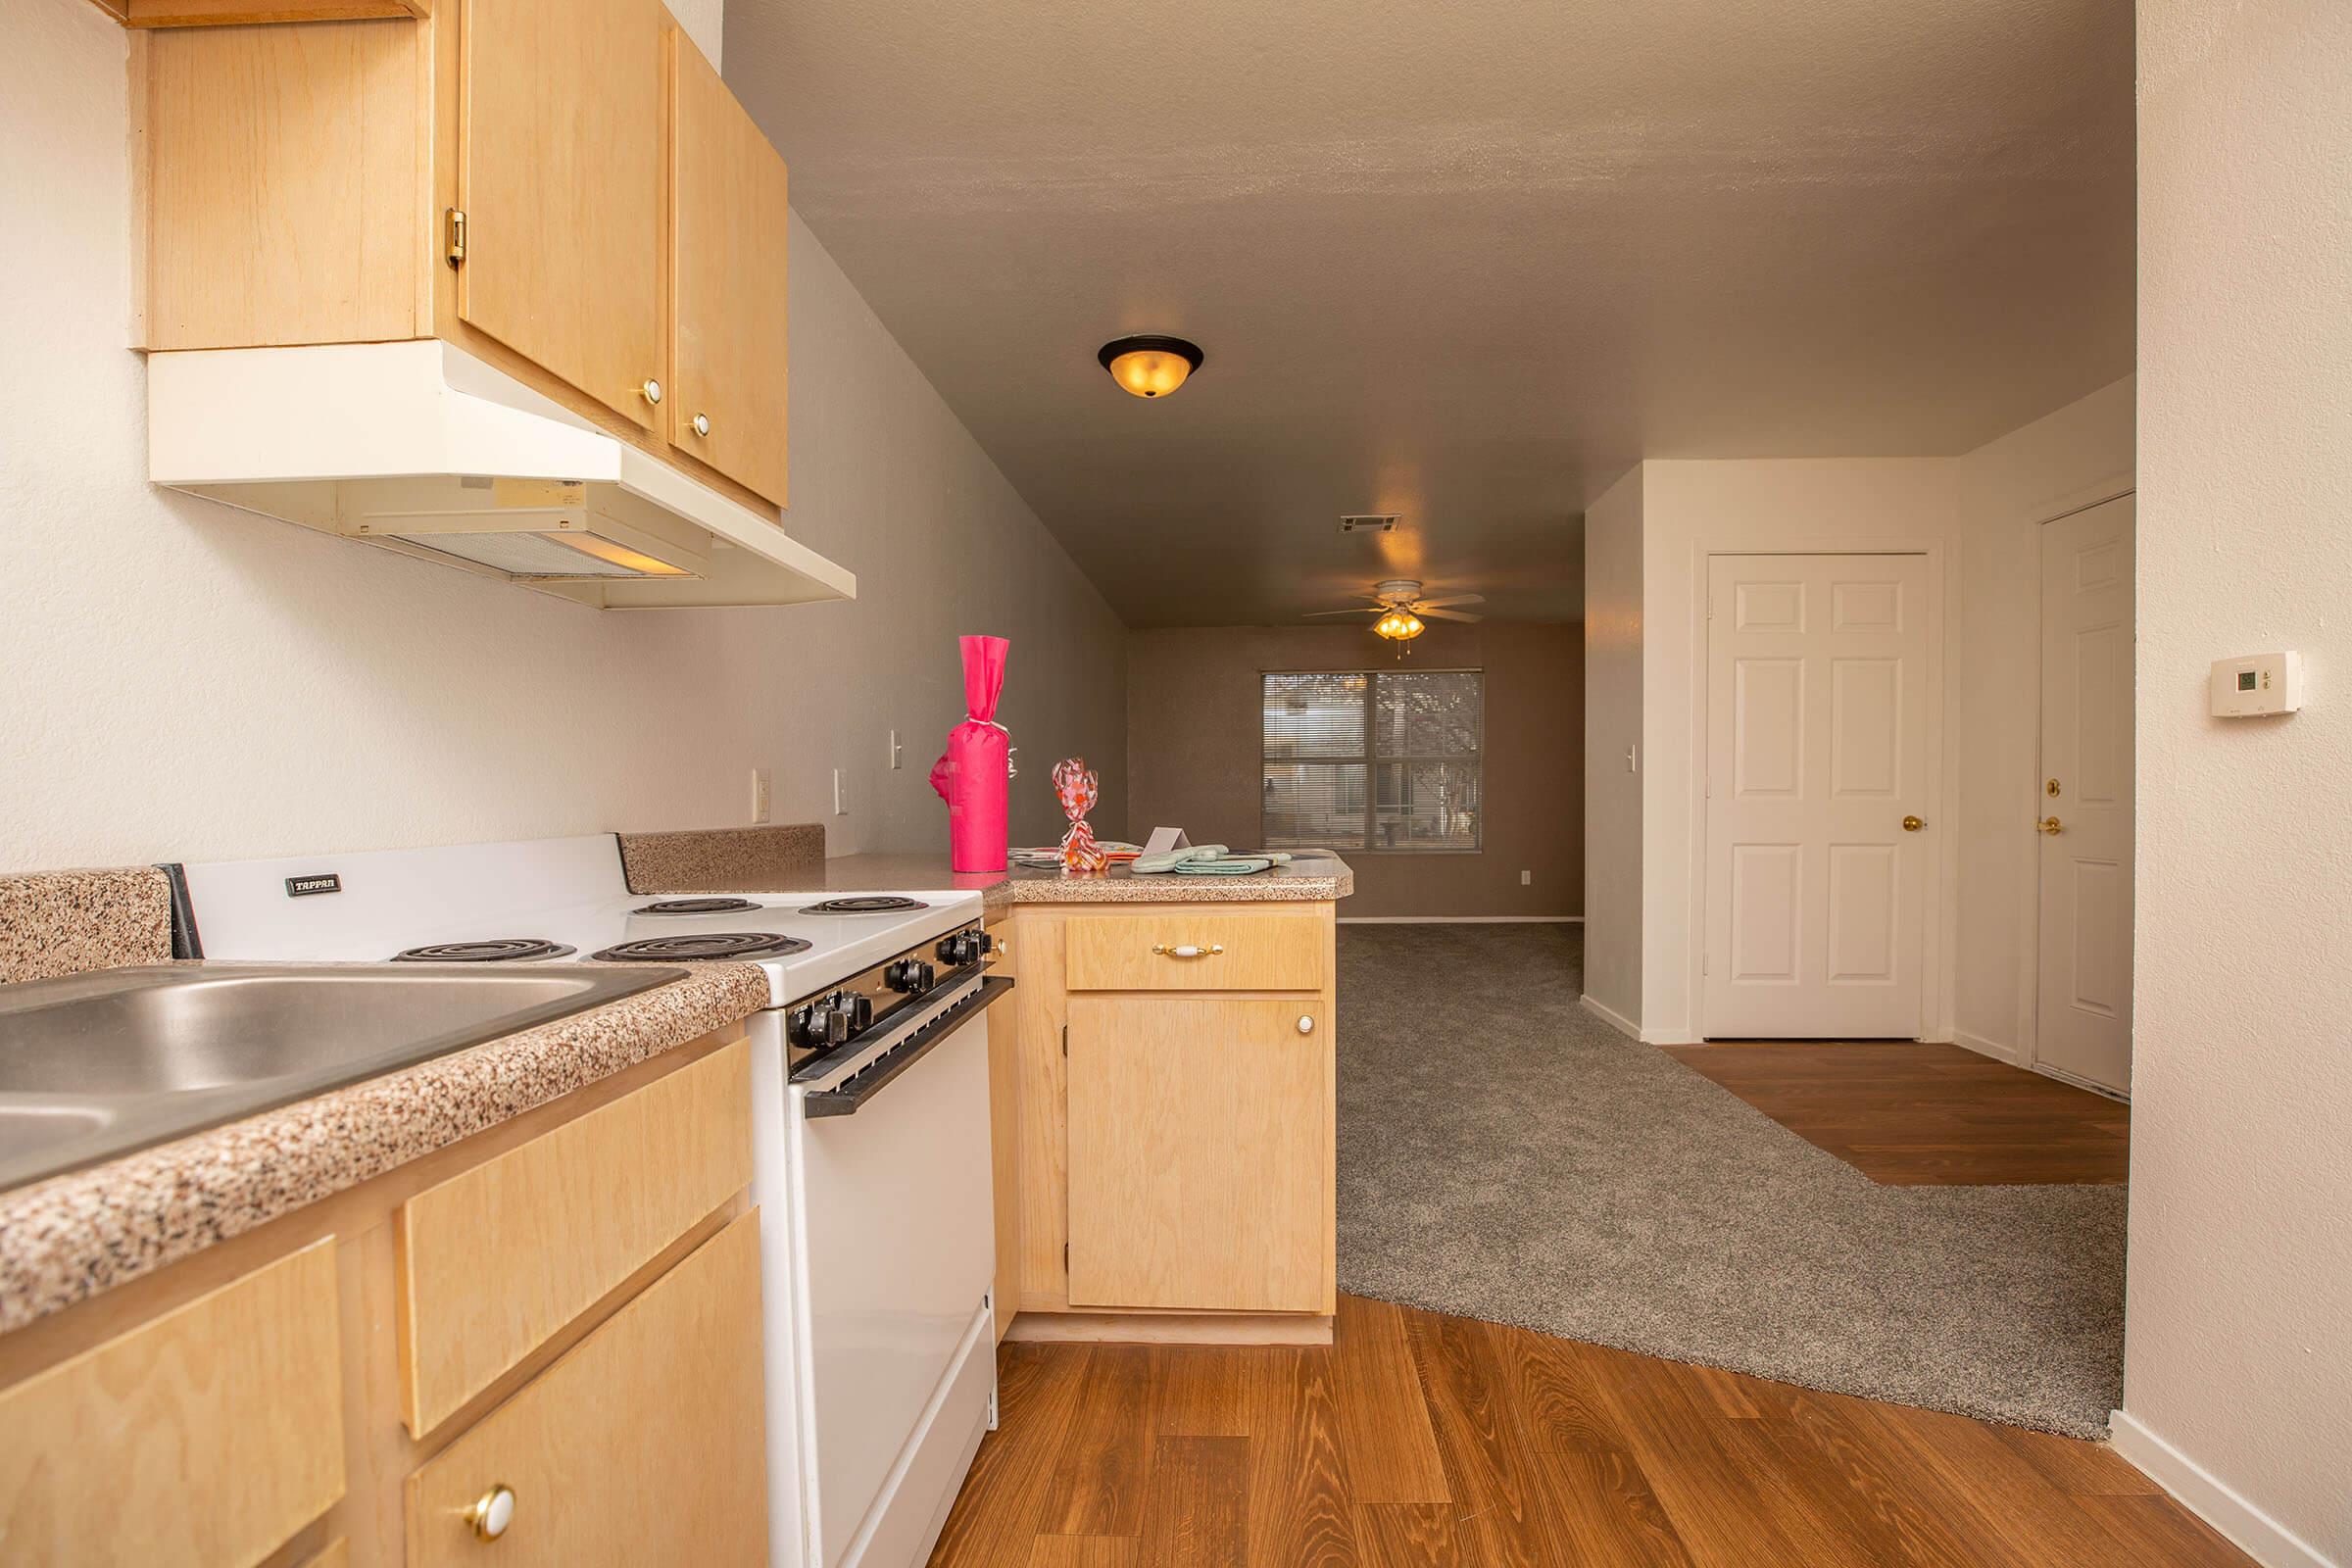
[{"left": 2210, "top": 651, "right": 2304, "bottom": 716}]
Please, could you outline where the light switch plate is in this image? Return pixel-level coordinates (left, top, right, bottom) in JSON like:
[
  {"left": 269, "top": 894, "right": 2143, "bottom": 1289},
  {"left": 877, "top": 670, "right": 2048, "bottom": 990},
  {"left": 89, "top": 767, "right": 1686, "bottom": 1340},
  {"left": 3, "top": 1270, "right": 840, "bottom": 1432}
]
[
  {"left": 750, "top": 767, "right": 772, "bottom": 824},
  {"left": 832, "top": 767, "right": 850, "bottom": 815}
]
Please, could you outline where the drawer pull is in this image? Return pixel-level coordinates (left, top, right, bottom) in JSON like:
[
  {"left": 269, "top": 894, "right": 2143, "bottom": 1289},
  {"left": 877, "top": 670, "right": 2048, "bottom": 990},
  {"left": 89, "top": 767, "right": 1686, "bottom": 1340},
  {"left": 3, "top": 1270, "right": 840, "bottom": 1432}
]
[
  {"left": 466, "top": 1483, "right": 516, "bottom": 1542},
  {"left": 1152, "top": 943, "right": 1224, "bottom": 958}
]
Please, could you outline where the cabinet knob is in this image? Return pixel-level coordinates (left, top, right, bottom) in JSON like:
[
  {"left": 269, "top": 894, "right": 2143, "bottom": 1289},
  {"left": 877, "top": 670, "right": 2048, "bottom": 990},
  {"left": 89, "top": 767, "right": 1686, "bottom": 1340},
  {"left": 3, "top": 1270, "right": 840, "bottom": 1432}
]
[
  {"left": 1152, "top": 943, "right": 1224, "bottom": 958},
  {"left": 691, "top": 412, "right": 711, "bottom": 438},
  {"left": 640, "top": 377, "right": 664, "bottom": 406},
  {"left": 1297, "top": 1014, "right": 1316, "bottom": 1035},
  {"left": 465, "top": 1483, "right": 515, "bottom": 1542}
]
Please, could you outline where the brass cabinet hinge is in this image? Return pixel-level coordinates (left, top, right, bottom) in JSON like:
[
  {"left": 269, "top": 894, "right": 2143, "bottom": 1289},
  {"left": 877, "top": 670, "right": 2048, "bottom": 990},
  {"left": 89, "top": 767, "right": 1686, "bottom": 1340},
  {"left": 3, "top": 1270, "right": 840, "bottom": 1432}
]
[{"left": 445, "top": 207, "right": 466, "bottom": 268}]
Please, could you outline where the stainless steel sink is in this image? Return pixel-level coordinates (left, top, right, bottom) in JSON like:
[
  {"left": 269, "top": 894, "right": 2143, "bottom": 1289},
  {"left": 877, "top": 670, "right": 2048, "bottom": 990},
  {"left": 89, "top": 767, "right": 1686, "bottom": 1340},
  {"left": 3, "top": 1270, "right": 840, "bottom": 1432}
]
[{"left": 0, "top": 963, "right": 686, "bottom": 1192}]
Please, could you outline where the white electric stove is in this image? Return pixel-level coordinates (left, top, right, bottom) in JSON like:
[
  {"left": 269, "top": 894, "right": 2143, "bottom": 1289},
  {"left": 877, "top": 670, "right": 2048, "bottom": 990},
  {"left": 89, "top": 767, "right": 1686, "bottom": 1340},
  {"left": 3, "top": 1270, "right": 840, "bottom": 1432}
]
[{"left": 175, "top": 833, "right": 1006, "bottom": 1568}]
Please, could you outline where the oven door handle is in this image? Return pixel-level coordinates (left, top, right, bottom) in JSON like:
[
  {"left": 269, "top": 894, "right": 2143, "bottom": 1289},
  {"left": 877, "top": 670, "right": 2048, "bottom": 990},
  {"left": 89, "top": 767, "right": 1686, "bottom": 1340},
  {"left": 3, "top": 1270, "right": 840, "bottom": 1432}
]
[{"left": 803, "top": 976, "right": 1015, "bottom": 1119}]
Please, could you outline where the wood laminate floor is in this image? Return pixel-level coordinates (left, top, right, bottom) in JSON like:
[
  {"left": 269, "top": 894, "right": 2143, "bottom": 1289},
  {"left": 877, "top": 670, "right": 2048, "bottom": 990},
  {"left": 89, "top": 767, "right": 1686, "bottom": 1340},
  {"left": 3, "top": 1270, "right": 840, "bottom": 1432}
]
[
  {"left": 1660, "top": 1042, "right": 2132, "bottom": 1186},
  {"left": 932, "top": 1295, "right": 2243, "bottom": 1567}
]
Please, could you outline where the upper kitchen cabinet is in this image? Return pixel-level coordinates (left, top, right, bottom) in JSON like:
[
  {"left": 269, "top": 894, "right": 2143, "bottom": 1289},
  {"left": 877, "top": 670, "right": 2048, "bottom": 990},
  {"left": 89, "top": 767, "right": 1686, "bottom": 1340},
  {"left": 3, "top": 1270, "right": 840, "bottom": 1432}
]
[
  {"left": 456, "top": 0, "right": 666, "bottom": 432},
  {"left": 670, "top": 35, "right": 792, "bottom": 506},
  {"left": 131, "top": 0, "right": 837, "bottom": 607}
]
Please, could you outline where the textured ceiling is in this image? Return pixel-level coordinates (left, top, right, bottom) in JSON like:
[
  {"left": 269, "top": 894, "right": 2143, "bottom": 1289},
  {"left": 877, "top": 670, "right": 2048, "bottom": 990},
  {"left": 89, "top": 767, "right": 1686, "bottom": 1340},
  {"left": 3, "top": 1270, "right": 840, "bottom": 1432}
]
[{"left": 724, "top": 0, "right": 2134, "bottom": 627}]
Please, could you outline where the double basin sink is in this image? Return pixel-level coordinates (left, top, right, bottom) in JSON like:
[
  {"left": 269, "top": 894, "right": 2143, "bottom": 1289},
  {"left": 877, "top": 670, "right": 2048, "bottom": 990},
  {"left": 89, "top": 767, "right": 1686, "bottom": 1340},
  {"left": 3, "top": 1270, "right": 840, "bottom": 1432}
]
[{"left": 0, "top": 963, "right": 684, "bottom": 1192}]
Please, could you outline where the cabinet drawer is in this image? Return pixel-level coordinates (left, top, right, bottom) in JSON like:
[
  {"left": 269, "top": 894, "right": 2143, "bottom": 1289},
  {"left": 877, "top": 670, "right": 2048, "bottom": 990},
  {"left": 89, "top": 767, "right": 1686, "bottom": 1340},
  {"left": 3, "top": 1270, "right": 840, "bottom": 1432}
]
[
  {"left": 406, "top": 1211, "right": 768, "bottom": 1568},
  {"left": 1063, "top": 910, "right": 1327, "bottom": 992},
  {"left": 396, "top": 1041, "right": 752, "bottom": 1436},
  {"left": 0, "top": 1240, "right": 345, "bottom": 1568}
]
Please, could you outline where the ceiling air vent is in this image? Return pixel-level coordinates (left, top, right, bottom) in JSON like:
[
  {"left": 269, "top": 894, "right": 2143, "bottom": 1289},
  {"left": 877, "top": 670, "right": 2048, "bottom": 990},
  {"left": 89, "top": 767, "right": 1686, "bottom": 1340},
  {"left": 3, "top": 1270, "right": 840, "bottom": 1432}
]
[{"left": 1339, "top": 514, "right": 1400, "bottom": 533}]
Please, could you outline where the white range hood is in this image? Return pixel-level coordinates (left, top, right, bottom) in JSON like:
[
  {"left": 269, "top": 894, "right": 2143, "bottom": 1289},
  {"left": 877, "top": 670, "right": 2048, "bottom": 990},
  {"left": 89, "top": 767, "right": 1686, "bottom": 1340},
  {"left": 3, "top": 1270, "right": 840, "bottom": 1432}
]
[{"left": 146, "top": 340, "right": 856, "bottom": 611}]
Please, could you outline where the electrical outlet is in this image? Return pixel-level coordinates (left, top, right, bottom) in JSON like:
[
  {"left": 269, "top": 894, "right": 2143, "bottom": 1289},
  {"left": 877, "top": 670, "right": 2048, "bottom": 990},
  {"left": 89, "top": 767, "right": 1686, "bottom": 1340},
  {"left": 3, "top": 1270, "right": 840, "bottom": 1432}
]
[
  {"left": 750, "top": 767, "right": 772, "bottom": 825},
  {"left": 1521, "top": 869, "right": 1532, "bottom": 886},
  {"left": 889, "top": 729, "right": 904, "bottom": 770},
  {"left": 832, "top": 767, "right": 849, "bottom": 816}
]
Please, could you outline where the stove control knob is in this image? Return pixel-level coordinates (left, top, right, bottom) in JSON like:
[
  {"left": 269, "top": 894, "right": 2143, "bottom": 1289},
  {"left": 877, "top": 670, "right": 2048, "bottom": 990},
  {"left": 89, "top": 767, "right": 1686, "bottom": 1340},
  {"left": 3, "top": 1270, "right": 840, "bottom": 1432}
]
[
  {"left": 937, "top": 930, "right": 992, "bottom": 966},
  {"left": 885, "top": 958, "right": 934, "bottom": 994}
]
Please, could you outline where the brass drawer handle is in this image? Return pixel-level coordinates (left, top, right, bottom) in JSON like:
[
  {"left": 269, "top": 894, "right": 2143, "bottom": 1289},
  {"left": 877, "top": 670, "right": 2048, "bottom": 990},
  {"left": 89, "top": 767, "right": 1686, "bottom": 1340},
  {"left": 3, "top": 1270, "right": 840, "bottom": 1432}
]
[{"left": 1152, "top": 943, "right": 1224, "bottom": 958}]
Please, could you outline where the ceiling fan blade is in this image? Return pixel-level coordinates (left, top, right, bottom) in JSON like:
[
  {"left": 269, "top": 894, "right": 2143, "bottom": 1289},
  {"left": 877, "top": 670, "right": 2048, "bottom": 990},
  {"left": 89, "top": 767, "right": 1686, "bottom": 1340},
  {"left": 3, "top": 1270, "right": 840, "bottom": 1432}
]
[
  {"left": 1301, "top": 606, "right": 1381, "bottom": 617},
  {"left": 1419, "top": 607, "right": 1484, "bottom": 623},
  {"left": 1413, "top": 593, "right": 1487, "bottom": 610}
]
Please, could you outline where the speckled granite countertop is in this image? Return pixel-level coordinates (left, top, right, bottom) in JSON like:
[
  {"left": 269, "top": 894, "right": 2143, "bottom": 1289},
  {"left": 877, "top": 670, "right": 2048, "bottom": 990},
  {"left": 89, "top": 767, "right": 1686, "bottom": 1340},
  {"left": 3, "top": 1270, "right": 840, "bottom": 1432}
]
[
  {"left": 648, "top": 844, "right": 1354, "bottom": 910},
  {"left": 0, "top": 962, "right": 769, "bottom": 1336}
]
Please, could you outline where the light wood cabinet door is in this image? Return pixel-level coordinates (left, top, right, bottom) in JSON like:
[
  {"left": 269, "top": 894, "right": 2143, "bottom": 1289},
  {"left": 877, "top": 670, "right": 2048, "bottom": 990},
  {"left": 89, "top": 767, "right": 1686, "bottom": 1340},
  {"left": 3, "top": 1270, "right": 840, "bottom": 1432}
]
[
  {"left": 669, "top": 32, "right": 791, "bottom": 505},
  {"left": 0, "top": 1240, "right": 345, "bottom": 1567},
  {"left": 405, "top": 1211, "right": 768, "bottom": 1568},
  {"left": 1065, "top": 998, "right": 1333, "bottom": 1312},
  {"left": 458, "top": 0, "right": 665, "bottom": 428},
  {"left": 396, "top": 1040, "right": 752, "bottom": 1436}
]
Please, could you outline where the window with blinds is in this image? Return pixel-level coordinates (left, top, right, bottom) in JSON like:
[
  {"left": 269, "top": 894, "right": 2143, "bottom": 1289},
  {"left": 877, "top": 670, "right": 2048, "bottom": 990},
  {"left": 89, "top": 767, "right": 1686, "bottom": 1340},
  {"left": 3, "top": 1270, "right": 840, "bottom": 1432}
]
[{"left": 1260, "top": 669, "right": 1483, "bottom": 852}]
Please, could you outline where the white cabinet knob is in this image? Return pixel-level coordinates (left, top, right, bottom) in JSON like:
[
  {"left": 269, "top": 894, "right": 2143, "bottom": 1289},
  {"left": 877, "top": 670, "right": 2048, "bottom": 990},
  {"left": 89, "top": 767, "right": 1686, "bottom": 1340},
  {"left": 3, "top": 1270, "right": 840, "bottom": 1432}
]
[
  {"left": 1297, "top": 1015, "right": 1316, "bottom": 1035},
  {"left": 640, "top": 377, "right": 663, "bottom": 406},
  {"left": 691, "top": 412, "right": 711, "bottom": 437},
  {"left": 466, "top": 1483, "right": 516, "bottom": 1542}
]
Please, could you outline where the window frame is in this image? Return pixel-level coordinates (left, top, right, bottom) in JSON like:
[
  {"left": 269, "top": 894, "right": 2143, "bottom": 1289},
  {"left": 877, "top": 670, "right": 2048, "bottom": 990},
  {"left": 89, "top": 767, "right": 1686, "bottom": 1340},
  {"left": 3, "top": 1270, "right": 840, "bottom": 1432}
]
[{"left": 1258, "top": 666, "right": 1486, "bottom": 856}]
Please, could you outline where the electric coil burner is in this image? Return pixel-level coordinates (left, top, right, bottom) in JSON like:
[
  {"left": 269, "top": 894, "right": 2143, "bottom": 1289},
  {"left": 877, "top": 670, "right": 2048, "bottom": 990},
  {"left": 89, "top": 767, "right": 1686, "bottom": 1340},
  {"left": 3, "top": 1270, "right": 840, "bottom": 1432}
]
[
  {"left": 591, "top": 932, "right": 813, "bottom": 962},
  {"left": 800, "top": 896, "right": 930, "bottom": 915},
  {"left": 632, "top": 897, "right": 763, "bottom": 915},
  {"left": 390, "top": 939, "right": 577, "bottom": 962}
]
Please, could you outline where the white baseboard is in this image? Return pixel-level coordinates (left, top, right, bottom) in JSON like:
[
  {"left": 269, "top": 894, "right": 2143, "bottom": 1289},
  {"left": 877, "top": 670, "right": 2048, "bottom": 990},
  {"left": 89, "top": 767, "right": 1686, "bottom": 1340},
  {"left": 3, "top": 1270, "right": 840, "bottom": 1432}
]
[
  {"left": 1340, "top": 914, "right": 1583, "bottom": 925},
  {"left": 1951, "top": 1029, "right": 2024, "bottom": 1065},
  {"left": 2108, "top": 1409, "right": 2340, "bottom": 1568},
  {"left": 1578, "top": 993, "right": 1642, "bottom": 1041}
]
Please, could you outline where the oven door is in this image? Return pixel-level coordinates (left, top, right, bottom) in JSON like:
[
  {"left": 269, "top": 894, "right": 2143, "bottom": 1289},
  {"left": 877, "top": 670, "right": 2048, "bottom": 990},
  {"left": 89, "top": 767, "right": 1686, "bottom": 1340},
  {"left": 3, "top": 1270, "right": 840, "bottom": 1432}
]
[{"left": 784, "top": 978, "right": 1010, "bottom": 1568}]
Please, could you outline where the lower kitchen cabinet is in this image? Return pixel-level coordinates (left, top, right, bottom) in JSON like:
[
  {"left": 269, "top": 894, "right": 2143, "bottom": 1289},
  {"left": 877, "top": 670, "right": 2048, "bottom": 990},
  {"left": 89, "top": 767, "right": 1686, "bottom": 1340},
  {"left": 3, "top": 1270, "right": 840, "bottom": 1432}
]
[
  {"left": 1065, "top": 997, "right": 1333, "bottom": 1312},
  {"left": 0, "top": 1240, "right": 345, "bottom": 1568},
  {"left": 406, "top": 1211, "right": 766, "bottom": 1567},
  {"left": 1000, "top": 901, "right": 1340, "bottom": 1341},
  {"left": 0, "top": 1031, "right": 762, "bottom": 1568}
]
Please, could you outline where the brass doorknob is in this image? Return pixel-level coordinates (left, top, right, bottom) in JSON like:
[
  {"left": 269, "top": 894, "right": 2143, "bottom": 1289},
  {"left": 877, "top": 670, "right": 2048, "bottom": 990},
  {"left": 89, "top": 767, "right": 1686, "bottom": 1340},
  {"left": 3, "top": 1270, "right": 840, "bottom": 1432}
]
[
  {"left": 2039, "top": 816, "right": 2064, "bottom": 835},
  {"left": 1901, "top": 815, "right": 1924, "bottom": 832}
]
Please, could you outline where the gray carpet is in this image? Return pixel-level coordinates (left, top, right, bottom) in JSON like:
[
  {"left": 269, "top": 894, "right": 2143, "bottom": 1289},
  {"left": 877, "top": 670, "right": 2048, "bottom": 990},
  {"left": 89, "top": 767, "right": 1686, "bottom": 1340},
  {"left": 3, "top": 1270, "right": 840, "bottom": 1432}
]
[{"left": 1334, "top": 923, "right": 2127, "bottom": 1438}]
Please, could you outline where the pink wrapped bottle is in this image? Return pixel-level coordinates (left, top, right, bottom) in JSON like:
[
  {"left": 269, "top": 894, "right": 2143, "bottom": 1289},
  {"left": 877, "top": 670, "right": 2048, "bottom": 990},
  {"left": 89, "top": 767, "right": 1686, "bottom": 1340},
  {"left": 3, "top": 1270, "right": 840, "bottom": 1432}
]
[{"left": 929, "top": 635, "right": 1011, "bottom": 873}]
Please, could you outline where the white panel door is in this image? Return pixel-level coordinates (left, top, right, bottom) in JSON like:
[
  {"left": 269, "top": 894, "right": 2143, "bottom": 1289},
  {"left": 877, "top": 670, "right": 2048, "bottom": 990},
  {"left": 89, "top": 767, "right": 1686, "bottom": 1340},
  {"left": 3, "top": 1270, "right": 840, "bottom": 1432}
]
[
  {"left": 1704, "top": 555, "right": 1934, "bottom": 1038},
  {"left": 2035, "top": 496, "right": 2135, "bottom": 1093}
]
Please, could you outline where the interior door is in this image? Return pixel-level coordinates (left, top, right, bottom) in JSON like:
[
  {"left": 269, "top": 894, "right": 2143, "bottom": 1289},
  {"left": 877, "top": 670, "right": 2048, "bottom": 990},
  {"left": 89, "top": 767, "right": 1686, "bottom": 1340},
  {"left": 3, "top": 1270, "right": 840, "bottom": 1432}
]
[
  {"left": 1703, "top": 554, "right": 1935, "bottom": 1038},
  {"left": 459, "top": 0, "right": 666, "bottom": 429},
  {"left": 670, "top": 33, "right": 792, "bottom": 505},
  {"left": 1065, "top": 998, "right": 1331, "bottom": 1312},
  {"left": 2035, "top": 496, "right": 2135, "bottom": 1093}
]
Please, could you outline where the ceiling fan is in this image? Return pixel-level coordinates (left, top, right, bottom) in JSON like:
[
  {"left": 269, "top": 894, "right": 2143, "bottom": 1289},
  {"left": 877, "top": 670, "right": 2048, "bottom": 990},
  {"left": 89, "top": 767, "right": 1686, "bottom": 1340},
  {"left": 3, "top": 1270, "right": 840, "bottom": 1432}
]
[{"left": 1305, "top": 578, "right": 1485, "bottom": 642}]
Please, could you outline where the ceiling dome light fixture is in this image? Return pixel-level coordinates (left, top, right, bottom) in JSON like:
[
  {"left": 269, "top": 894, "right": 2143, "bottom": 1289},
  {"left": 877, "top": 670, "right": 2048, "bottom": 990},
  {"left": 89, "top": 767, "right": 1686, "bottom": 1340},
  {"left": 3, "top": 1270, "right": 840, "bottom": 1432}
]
[
  {"left": 1373, "top": 609, "right": 1425, "bottom": 642},
  {"left": 1098, "top": 334, "right": 1204, "bottom": 398}
]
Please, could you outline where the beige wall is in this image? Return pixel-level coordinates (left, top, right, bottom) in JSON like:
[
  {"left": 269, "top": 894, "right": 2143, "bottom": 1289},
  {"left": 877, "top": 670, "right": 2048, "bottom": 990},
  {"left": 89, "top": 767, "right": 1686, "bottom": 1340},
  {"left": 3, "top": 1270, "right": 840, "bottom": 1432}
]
[
  {"left": 2117, "top": 3, "right": 2352, "bottom": 1561},
  {"left": 0, "top": 0, "right": 1124, "bottom": 872},
  {"left": 1581, "top": 466, "right": 1644, "bottom": 1026},
  {"left": 1126, "top": 623, "right": 1582, "bottom": 919}
]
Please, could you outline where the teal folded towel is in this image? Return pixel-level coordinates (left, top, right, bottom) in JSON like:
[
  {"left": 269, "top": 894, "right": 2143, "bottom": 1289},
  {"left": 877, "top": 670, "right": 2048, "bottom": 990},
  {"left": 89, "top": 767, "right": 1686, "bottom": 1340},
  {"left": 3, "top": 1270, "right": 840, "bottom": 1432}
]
[{"left": 1131, "top": 846, "right": 1294, "bottom": 876}]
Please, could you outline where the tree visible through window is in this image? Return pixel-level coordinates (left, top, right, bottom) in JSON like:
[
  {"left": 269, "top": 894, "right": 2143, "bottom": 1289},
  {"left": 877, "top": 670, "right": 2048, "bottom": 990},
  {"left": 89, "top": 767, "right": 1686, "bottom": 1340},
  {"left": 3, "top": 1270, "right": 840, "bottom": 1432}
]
[{"left": 1261, "top": 669, "right": 1483, "bottom": 852}]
